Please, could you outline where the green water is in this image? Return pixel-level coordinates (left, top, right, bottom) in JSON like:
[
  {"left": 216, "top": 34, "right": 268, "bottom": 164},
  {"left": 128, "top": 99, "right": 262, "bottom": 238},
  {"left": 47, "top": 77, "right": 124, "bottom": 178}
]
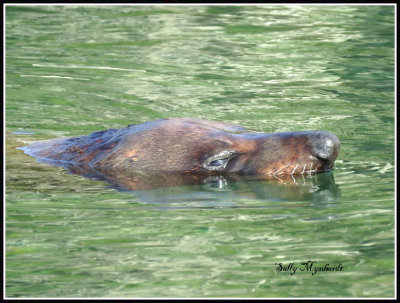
[{"left": 5, "top": 5, "right": 395, "bottom": 298}]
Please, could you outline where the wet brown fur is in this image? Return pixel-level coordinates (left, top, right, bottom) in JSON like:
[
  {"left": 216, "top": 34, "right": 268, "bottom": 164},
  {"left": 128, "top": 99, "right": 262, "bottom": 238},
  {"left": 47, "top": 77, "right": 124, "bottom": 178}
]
[{"left": 21, "top": 118, "right": 340, "bottom": 190}]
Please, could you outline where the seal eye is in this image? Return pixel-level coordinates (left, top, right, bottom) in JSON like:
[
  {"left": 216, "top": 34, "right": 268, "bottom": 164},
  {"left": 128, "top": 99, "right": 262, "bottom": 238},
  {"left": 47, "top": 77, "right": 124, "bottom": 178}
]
[
  {"left": 202, "top": 150, "right": 238, "bottom": 172},
  {"left": 209, "top": 158, "right": 228, "bottom": 167}
]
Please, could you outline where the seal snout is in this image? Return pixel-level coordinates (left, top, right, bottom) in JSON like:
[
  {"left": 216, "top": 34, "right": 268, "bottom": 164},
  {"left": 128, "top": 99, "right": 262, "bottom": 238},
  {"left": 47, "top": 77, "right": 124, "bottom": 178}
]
[{"left": 308, "top": 131, "right": 340, "bottom": 167}]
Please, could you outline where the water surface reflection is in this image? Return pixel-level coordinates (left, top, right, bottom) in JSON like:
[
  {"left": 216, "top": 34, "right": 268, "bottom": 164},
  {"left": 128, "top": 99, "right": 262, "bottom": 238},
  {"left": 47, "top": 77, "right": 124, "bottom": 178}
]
[{"left": 133, "top": 172, "right": 340, "bottom": 206}]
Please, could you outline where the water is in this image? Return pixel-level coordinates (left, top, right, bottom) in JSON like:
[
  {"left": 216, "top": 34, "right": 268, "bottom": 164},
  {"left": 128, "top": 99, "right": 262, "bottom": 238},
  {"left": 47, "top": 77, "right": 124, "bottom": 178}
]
[{"left": 5, "top": 5, "right": 395, "bottom": 298}]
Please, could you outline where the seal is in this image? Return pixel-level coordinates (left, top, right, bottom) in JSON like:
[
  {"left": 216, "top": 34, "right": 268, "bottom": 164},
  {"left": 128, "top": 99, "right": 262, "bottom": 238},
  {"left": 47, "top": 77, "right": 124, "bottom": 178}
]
[{"left": 20, "top": 118, "right": 340, "bottom": 190}]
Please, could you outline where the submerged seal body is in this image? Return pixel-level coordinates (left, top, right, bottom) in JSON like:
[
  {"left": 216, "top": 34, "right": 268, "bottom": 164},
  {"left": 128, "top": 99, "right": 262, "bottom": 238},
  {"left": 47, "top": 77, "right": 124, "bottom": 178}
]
[{"left": 20, "top": 118, "right": 340, "bottom": 190}]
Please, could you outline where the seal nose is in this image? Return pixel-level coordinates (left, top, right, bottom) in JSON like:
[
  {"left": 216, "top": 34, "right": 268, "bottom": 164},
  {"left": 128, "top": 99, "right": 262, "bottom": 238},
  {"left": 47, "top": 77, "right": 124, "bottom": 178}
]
[{"left": 308, "top": 131, "right": 340, "bottom": 167}]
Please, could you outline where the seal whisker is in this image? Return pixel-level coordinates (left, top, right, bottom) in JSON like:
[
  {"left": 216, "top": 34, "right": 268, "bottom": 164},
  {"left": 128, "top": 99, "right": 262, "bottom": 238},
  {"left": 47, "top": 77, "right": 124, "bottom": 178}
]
[
  {"left": 272, "top": 174, "right": 284, "bottom": 182},
  {"left": 273, "top": 164, "right": 289, "bottom": 175},
  {"left": 291, "top": 164, "right": 299, "bottom": 175},
  {"left": 308, "top": 163, "right": 313, "bottom": 174},
  {"left": 302, "top": 164, "right": 306, "bottom": 175}
]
